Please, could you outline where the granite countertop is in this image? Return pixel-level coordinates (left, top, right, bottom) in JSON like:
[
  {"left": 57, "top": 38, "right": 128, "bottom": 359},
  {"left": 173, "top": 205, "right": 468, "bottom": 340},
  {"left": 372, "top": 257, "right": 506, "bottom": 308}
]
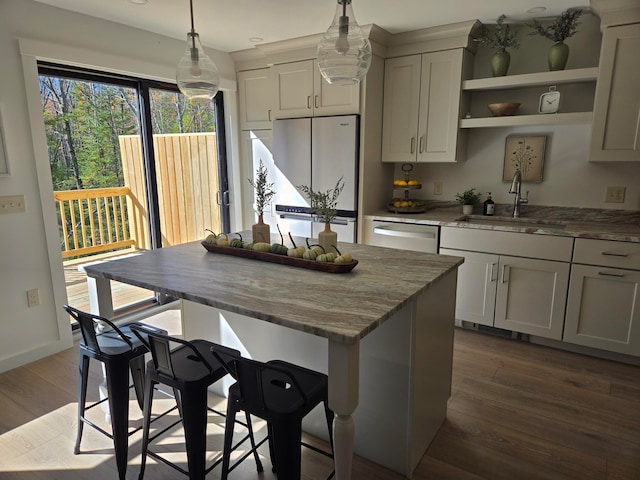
[
  {"left": 367, "top": 204, "right": 640, "bottom": 243},
  {"left": 84, "top": 240, "right": 463, "bottom": 345}
]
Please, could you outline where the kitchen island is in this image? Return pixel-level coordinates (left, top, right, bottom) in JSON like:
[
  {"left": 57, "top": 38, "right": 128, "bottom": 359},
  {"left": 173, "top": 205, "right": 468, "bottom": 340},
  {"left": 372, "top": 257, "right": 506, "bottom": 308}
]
[{"left": 83, "top": 239, "right": 463, "bottom": 479}]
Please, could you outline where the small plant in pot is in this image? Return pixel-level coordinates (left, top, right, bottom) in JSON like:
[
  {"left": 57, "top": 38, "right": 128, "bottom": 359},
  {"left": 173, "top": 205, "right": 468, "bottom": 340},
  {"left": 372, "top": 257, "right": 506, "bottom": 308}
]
[
  {"left": 455, "top": 188, "right": 481, "bottom": 215},
  {"left": 475, "top": 14, "right": 520, "bottom": 77},
  {"left": 528, "top": 9, "right": 582, "bottom": 71},
  {"left": 299, "top": 177, "right": 344, "bottom": 255},
  {"left": 248, "top": 159, "right": 276, "bottom": 243}
]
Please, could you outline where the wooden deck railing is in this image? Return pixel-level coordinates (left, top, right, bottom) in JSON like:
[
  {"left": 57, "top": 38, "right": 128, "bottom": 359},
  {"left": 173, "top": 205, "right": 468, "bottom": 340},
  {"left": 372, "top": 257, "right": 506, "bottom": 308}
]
[{"left": 54, "top": 187, "right": 138, "bottom": 259}]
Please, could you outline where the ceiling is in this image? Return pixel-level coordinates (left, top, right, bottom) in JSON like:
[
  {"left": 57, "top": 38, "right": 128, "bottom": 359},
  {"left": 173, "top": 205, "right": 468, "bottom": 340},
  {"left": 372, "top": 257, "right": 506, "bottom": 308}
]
[{"left": 33, "top": 0, "right": 588, "bottom": 53}]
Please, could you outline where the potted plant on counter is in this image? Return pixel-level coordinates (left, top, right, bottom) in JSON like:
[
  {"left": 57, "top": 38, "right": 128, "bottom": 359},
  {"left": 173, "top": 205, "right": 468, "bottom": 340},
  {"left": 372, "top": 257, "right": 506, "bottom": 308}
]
[
  {"left": 299, "top": 177, "right": 344, "bottom": 255},
  {"left": 475, "top": 14, "right": 520, "bottom": 77},
  {"left": 529, "top": 9, "right": 582, "bottom": 71},
  {"left": 455, "top": 188, "right": 481, "bottom": 215},
  {"left": 248, "top": 159, "right": 276, "bottom": 243}
]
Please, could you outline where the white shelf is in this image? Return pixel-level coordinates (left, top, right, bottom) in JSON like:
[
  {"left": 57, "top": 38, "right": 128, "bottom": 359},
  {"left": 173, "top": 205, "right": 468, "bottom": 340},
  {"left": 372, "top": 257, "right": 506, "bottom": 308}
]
[
  {"left": 460, "top": 112, "right": 594, "bottom": 129},
  {"left": 462, "top": 67, "right": 599, "bottom": 91}
]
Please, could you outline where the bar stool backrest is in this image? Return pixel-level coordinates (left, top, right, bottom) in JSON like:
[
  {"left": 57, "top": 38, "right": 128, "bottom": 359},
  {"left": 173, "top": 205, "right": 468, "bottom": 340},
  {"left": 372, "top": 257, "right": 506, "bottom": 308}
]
[{"left": 64, "top": 304, "right": 133, "bottom": 354}]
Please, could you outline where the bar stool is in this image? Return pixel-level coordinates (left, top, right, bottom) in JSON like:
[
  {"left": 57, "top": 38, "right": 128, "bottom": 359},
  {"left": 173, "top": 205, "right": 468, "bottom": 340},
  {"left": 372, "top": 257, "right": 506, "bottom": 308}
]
[
  {"left": 210, "top": 345, "right": 335, "bottom": 480},
  {"left": 130, "top": 325, "right": 263, "bottom": 480},
  {"left": 64, "top": 304, "right": 167, "bottom": 480}
]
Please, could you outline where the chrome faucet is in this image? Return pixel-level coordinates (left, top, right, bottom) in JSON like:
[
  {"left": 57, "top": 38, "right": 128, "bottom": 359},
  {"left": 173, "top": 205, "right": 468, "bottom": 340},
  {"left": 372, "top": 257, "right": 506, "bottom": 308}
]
[{"left": 508, "top": 169, "right": 529, "bottom": 218}]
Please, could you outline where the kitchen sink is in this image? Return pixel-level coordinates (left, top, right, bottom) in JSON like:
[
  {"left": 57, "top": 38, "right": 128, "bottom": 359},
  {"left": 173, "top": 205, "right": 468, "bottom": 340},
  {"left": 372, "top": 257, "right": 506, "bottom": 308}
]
[{"left": 461, "top": 216, "right": 568, "bottom": 230}]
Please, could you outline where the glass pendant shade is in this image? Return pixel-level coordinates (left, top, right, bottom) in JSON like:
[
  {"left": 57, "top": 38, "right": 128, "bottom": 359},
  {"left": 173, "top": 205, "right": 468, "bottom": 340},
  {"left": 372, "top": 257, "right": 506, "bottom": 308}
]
[
  {"left": 317, "top": 0, "right": 372, "bottom": 85},
  {"left": 176, "top": 32, "right": 220, "bottom": 100}
]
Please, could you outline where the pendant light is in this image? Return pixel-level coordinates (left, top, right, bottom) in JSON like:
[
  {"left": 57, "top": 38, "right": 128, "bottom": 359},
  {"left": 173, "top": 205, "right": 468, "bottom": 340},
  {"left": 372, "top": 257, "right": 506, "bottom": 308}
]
[
  {"left": 176, "top": 0, "right": 220, "bottom": 100},
  {"left": 317, "top": 0, "right": 372, "bottom": 85}
]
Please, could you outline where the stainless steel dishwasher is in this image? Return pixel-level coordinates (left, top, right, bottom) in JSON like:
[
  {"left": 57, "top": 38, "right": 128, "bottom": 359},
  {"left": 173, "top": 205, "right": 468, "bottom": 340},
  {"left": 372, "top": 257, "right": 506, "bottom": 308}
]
[{"left": 366, "top": 219, "right": 439, "bottom": 253}]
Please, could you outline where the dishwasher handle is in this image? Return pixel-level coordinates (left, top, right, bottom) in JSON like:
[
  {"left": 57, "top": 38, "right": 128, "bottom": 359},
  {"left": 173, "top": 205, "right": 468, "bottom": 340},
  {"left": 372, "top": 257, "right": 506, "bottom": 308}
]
[{"left": 373, "top": 226, "right": 437, "bottom": 240}]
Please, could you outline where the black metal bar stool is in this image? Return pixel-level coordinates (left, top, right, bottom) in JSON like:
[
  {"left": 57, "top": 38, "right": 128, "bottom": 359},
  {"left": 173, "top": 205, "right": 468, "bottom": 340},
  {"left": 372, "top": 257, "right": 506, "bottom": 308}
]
[
  {"left": 130, "top": 325, "right": 263, "bottom": 480},
  {"left": 64, "top": 304, "right": 167, "bottom": 480},
  {"left": 211, "top": 345, "right": 335, "bottom": 480}
]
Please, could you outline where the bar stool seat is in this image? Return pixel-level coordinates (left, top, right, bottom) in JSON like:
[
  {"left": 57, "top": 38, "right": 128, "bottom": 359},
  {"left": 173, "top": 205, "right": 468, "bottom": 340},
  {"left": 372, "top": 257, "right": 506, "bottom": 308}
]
[
  {"left": 130, "top": 325, "right": 263, "bottom": 480},
  {"left": 64, "top": 304, "right": 167, "bottom": 480}
]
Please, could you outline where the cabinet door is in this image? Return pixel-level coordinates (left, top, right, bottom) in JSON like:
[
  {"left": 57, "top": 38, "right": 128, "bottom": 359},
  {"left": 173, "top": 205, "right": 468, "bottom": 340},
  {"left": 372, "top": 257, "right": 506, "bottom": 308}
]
[
  {"left": 272, "top": 60, "right": 314, "bottom": 119},
  {"left": 494, "top": 256, "right": 570, "bottom": 340},
  {"left": 439, "top": 249, "right": 498, "bottom": 327},
  {"left": 238, "top": 69, "right": 273, "bottom": 130},
  {"left": 417, "top": 49, "right": 464, "bottom": 163},
  {"left": 590, "top": 23, "right": 640, "bottom": 162},
  {"left": 313, "top": 62, "right": 360, "bottom": 116},
  {"left": 381, "top": 55, "right": 422, "bottom": 163},
  {"left": 564, "top": 265, "right": 640, "bottom": 356}
]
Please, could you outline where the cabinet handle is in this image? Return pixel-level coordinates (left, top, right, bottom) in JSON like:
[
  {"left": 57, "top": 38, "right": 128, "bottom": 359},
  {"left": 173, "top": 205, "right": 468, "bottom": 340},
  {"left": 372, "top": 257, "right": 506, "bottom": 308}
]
[
  {"left": 490, "top": 263, "right": 498, "bottom": 282},
  {"left": 307, "top": 96, "right": 312, "bottom": 109},
  {"left": 410, "top": 137, "right": 415, "bottom": 154},
  {"left": 268, "top": 109, "right": 271, "bottom": 121},
  {"left": 598, "top": 271, "right": 625, "bottom": 277},
  {"left": 502, "top": 265, "right": 510, "bottom": 283},
  {"left": 419, "top": 136, "right": 424, "bottom": 153},
  {"left": 315, "top": 95, "right": 319, "bottom": 109},
  {"left": 601, "top": 251, "right": 629, "bottom": 257}
]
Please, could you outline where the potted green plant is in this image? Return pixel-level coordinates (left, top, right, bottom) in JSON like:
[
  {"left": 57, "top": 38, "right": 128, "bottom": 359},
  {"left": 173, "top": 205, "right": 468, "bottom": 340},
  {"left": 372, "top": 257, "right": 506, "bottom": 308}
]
[
  {"left": 298, "top": 177, "right": 344, "bottom": 254},
  {"left": 248, "top": 159, "right": 276, "bottom": 242},
  {"left": 529, "top": 9, "right": 582, "bottom": 71},
  {"left": 475, "top": 14, "right": 520, "bottom": 77},
  {"left": 455, "top": 188, "right": 481, "bottom": 215}
]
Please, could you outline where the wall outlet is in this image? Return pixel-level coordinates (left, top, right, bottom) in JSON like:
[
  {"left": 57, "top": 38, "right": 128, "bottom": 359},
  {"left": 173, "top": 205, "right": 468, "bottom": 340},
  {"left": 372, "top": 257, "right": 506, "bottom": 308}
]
[
  {"left": 0, "top": 195, "right": 26, "bottom": 214},
  {"left": 27, "top": 289, "right": 40, "bottom": 307},
  {"left": 433, "top": 181, "right": 443, "bottom": 195},
  {"left": 605, "top": 186, "right": 626, "bottom": 203}
]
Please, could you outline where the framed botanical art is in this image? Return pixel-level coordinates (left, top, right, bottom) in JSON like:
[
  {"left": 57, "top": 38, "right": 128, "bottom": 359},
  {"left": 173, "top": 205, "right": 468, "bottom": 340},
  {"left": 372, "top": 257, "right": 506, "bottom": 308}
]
[{"left": 503, "top": 135, "right": 547, "bottom": 183}]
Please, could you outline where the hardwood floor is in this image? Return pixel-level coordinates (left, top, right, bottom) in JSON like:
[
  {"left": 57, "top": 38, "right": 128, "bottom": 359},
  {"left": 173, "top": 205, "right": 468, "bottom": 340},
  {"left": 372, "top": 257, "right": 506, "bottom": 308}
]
[{"left": 1, "top": 319, "right": 639, "bottom": 479}]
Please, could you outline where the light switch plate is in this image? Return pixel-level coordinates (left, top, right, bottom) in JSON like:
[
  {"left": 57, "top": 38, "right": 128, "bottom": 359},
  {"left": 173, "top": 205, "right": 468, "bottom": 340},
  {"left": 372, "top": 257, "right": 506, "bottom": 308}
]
[
  {"left": 604, "top": 186, "right": 626, "bottom": 203},
  {"left": 0, "top": 195, "right": 26, "bottom": 214}
]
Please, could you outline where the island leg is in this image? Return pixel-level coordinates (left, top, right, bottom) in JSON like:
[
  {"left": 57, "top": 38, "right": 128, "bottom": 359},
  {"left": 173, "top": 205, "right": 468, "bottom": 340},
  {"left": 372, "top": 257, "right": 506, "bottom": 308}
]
[{"left": 328, "top": 340, "right": 359, "bottom": 480}]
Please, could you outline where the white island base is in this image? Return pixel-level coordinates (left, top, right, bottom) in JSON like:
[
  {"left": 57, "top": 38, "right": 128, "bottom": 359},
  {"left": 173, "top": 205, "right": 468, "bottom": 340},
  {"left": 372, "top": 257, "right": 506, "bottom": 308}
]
[{"left": 181, "top": 270, "right": 456, "bottom": 477}]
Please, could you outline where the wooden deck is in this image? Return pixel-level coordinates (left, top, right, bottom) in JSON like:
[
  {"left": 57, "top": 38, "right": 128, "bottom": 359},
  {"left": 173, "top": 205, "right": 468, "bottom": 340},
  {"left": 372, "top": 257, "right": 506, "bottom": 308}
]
[{"left": 63, "top": 251, "right": 154, "bottom": 317}]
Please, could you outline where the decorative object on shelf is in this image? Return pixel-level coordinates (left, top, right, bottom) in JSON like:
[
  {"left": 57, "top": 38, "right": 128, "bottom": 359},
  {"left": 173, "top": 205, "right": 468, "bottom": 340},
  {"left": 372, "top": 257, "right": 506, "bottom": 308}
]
[
  {"left": 487, "top": 102, "right": 521, "bottom": 117},
  {"left": 299, "top": 177, "right": 344, "bottom": 254},
  {"left": 474, "top": 14, "right": 520, "bottom": 77},
  {"left": 538, "top": 86, "right": 561, "bottom": 113},
  {"left": 529, "top": 9, "right": 582, "bottom": 71},
  {"left": 248, "top": 159, "right": 275, "bottom": 243},
  {"left": 455, "top": 188, "right": 481, "bottom": 215},
  {"left": 503, "top": 135, "right": 547, "bottom": 183},
  {"left": 176, "top": 0, "right": 220, "bottom": 99},
  {"left": 317, "top": 0, "right": 372, "bottom": 85},
  {"left": 0, "top": 106, "right": 9, "bottom": 176}
]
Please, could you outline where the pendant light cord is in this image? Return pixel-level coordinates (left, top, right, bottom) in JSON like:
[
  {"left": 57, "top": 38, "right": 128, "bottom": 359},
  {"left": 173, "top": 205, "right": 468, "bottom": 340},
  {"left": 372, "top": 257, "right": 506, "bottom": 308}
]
[{"left": 189, "top": 0, "right": 196, "bottom": 48}]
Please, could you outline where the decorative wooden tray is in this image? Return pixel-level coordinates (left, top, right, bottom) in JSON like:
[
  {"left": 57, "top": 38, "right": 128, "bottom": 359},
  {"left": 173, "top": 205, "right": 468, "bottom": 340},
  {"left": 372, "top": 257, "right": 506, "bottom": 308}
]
[{"left": 201, "top": 242, "right": 358, "bottom": 274}]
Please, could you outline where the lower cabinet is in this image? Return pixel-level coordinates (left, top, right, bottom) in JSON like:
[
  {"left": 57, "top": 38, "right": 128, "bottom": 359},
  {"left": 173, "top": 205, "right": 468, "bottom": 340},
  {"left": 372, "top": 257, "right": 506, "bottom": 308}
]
[
  {"left": 563, "top": 239, "right": 640, "bottom": 356},
  {"left": 440, "top": 248, "right": 569, "bottom": 339}
]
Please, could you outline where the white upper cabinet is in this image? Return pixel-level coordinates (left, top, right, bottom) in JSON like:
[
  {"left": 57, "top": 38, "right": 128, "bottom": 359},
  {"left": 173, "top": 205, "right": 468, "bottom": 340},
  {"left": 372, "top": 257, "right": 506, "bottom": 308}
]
[
  {"left": 271, "top": 60, "right": 359, "bottom": 119},
  {"left": 382, "top": 49, "right": 466, "bottom": 163},
  {"left": 238, "top": 68, "right": 273, "bottom": 130},
  {"left": 590, "top": 23, "right": 640, "bottom": 162}
]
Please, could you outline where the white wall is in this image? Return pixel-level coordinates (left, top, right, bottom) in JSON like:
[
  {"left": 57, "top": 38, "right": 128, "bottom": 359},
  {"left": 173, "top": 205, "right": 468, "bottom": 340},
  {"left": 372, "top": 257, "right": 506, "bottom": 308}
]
[{"left": 0, "top": 0, "right": 238, "bottom": 373}]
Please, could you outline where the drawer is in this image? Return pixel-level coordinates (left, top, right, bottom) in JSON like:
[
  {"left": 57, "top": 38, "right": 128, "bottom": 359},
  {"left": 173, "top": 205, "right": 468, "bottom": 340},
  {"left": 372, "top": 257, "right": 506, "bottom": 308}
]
[
  {"left": 573, "top": 238, "right": 640, "bottom": 270},
  {"left": 440, "top": 227, "right": 574, "bottom": 261}
]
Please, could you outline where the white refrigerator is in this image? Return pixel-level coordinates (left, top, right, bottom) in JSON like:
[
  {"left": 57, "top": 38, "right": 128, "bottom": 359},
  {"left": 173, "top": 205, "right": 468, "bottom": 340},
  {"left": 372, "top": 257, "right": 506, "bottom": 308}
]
[{"left": 272, "top": 115, "right": 359, "bottom": 242}]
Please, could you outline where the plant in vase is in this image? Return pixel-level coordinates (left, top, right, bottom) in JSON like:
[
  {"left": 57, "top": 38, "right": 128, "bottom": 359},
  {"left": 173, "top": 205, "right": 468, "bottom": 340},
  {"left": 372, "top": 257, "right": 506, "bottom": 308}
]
[
  {"left": 528, "top": 9, "right": 582, "bottom": 71},
  {"left": 298, "top": 177, "right": 344, "bottom": 255},
  {"left": 475, "top": 14, "right": 520, "bottom": 77},
  {"left": 455, "top": 188, "right": 481, "bottom": 215},
  {"left": 248, "top": 159, "right": 275, "bottom": 243}
]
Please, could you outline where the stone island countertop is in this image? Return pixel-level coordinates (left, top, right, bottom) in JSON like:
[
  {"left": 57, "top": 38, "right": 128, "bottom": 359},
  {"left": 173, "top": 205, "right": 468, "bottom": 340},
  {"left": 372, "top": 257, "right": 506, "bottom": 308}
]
[{"left": 83, "top": 239, "right": 463, "bottom": 345}]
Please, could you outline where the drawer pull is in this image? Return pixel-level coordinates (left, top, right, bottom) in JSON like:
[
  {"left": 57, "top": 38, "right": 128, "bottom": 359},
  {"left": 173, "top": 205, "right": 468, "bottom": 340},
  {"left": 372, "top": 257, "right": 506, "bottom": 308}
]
[
  {"left": 601, "top": 251, "right": 629, "bottom": 257},
  {"left": 598, "top": 271, "right": 625, "bottom": 278}
]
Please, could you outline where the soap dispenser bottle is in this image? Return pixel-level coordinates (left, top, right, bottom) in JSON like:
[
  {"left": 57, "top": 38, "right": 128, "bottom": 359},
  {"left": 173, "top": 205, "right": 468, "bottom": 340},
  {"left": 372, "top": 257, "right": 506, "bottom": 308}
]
[{"left": 483, "top": 192, "right": 495, "bottom": 216}]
